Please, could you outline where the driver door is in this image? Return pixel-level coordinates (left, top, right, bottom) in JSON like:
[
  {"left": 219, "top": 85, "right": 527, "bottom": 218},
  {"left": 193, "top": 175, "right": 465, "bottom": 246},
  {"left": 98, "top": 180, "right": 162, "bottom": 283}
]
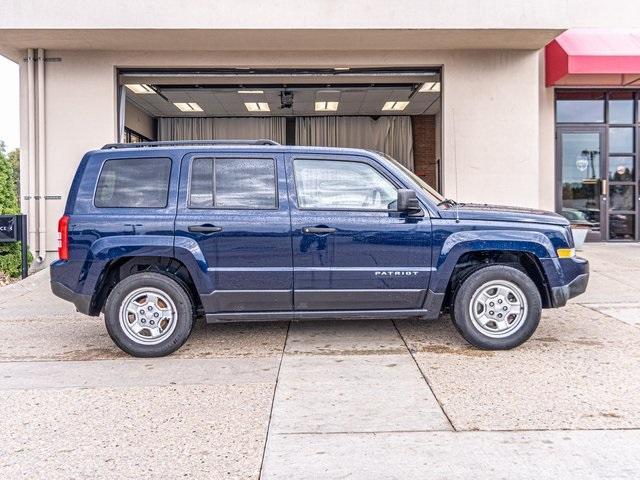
[{"left": 286, "top": 153, "right": 433, "bottom": 311}]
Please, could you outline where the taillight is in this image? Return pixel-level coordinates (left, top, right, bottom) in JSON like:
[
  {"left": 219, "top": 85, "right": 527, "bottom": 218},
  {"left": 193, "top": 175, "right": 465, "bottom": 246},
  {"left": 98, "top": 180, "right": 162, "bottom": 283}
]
[{"left": 58, "top": 215, "right": 69, "bottom": 260}]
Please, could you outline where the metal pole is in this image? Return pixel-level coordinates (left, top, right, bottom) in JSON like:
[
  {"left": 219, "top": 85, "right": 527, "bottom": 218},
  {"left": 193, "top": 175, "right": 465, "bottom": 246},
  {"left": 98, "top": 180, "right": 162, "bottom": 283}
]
[
  {"left": 37, "top": 48, "right": 47, "bottom": 263},
  {"left": 20, "top": 214, "right": 28, "bottom": 279},
  {"left": 26, "top": 49, "right": 37, "bottom": 258}
]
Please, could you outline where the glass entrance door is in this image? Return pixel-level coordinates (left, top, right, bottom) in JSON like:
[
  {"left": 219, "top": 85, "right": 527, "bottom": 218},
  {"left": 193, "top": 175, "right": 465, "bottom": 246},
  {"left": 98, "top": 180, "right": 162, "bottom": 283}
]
[
  {"left": 557, "top": 129, "right": 605, "bottom": 241},
  {"left": 556, "top": 90, "right": 640, "bottom": 242}
]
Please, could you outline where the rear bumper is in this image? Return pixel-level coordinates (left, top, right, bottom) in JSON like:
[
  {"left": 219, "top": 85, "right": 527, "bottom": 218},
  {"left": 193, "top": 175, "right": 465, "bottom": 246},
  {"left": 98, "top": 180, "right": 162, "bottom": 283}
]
[
  {"left": 548, "top": 256, "right": 590, "bottom": 307},
  {"left": 50, "top": 279, "right": 93, "bottom": 315},
  {"left": 50, "top": 259, "right": 95, "bottom": 315}
]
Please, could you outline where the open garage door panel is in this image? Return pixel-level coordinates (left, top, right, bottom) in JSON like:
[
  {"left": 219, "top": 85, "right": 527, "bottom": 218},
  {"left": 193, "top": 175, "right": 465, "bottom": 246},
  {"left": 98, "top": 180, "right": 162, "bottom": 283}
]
[{"left": 118, "top": 68, "right": 442, "bottom": 191}]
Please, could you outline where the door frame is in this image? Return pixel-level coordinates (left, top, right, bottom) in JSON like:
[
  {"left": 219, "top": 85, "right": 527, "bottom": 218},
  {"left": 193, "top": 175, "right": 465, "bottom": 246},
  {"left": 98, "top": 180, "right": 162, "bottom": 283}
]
[
  {"left": 174, "top": 150, "right": 294, "bottom": 315},
  {"left": 555, "top": 125, "right": 607, "bottom": 242},
  {"left": 284, "top": 151, "right": 434, "bottom": 312}
]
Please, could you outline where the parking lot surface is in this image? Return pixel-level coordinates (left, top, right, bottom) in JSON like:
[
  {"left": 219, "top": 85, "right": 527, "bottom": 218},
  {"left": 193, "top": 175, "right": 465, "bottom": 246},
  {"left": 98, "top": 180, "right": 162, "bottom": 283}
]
[{"left": 1, "top": 244, "right": 639, "bottom": 479}]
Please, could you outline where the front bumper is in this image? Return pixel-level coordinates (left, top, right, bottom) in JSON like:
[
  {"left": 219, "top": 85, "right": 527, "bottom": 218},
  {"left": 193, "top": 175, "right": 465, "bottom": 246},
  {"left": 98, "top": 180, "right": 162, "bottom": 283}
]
[
  {"left": 550, "top": 273, "right": 589, "bottom": 307},
  {"left": 547, "top": 256, "right": 590, "bottom": 307}
]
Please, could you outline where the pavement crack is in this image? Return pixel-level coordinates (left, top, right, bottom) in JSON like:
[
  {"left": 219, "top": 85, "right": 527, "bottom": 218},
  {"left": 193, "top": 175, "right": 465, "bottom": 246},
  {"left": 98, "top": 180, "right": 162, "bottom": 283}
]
[
  {"left": 258, "top": 320, "right": 290, "bottom": 479},
  {"left": 392, "top": 320, "right": 457, "bottom": 432},
  {"left": 578, "top": 303, "right": 640, "bottom": 328}
]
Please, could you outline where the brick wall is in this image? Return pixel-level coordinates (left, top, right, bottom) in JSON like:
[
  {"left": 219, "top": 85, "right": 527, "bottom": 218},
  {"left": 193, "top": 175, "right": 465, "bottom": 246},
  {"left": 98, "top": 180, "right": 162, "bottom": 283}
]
[{"left": 412, "top": 115, "right": 438, "bottom": 189}]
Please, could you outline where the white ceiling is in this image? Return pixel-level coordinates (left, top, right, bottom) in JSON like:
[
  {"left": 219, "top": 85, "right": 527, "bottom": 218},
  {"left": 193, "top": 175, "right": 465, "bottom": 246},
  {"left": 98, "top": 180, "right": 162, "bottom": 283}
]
[{"left": 127, "top": 86, "right": 441, "bottom": 117}]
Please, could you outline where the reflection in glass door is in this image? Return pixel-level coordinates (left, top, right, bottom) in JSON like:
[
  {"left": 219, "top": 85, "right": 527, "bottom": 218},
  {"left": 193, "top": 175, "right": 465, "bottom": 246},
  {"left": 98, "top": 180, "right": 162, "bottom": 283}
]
[
  {"left": 558, "top": 130, "right": 604, "bottom": 241},
  {"left": 607, "top": 123, "right": 636, "bottom": 240}
]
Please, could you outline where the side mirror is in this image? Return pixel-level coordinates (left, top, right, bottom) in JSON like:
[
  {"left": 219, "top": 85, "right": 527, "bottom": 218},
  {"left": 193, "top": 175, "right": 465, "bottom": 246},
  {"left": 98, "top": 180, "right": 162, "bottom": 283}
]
[{"left": 397, "top": 189, "right": 422, "bottom": 214}]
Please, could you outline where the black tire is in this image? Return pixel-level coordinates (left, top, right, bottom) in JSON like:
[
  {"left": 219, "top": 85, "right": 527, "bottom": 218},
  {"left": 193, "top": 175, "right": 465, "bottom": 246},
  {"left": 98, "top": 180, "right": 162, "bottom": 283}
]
[
  {"left": 451, "top": 265, "right": 541, "bottom": 350},
  {"left": 104, "top": 272, "right": 195, "bottom": 357}
]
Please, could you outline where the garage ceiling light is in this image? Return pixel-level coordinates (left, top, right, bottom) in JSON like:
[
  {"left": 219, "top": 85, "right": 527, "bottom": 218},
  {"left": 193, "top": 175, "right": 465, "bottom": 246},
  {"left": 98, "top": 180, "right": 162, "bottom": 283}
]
[
  {"left": 238, "top": 90, "right": 264, "bottom": 94},
  {"left": 125, "top": 84, "right": 155, "bottom": 94},
  {"left": 245, "top": 102, "right": 270, "bottom": 112},
  {"left": 419, "top": 82, "right": 441, "bottom": 93},
  {"left": 382, "top": 101, "right": 410, "bottom": 111},
  {"left": 315, "top": 101, "right": 339, "bottom": 111},
  {"left": 173, "top": 102, "right": 204, "bottom": 112}
]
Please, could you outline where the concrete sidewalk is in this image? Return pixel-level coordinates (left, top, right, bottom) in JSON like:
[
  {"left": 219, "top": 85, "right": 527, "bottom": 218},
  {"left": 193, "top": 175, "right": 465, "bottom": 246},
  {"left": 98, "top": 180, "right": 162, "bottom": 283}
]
[{"left": 1, "top": 244, "right": 639, "bottom": 479}]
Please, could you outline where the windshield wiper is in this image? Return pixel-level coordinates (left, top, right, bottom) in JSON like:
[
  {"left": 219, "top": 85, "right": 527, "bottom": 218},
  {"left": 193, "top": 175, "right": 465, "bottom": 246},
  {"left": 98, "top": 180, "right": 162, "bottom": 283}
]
[
  {"left": 437, "top": 198, "right": 462, "bottom": 223},
  {"left": 437, "top": 198, "right": 458, "bottom": 207}
]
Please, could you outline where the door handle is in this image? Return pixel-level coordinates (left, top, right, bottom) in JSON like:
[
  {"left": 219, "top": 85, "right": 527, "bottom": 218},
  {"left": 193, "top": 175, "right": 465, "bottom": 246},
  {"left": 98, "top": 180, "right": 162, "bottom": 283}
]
[
  {"left": 188, "top": 224, "right": 223, "bottom": 233},
  {"left": 302, "top": 226, "right": 336, "bottom": 234}
]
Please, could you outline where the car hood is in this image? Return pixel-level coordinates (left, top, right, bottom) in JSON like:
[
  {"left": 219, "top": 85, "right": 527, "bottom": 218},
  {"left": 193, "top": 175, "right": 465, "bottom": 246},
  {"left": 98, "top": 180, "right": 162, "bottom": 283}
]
[{"left": 439, "top": 203, "right": 570, "bottom": 226}]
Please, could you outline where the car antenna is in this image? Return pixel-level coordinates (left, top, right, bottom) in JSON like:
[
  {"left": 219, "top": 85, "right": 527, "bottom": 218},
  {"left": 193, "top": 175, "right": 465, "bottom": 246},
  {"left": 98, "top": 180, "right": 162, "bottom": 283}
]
[{"left": 452, "top": 108, "right": 460, "bottom": 223}]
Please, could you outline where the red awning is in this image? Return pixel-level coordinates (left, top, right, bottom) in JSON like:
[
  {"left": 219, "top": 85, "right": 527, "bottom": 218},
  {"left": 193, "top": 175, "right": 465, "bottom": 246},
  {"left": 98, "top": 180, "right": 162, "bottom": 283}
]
[{"left": 546, "top": 29, "right": 640, "bottom": 87}]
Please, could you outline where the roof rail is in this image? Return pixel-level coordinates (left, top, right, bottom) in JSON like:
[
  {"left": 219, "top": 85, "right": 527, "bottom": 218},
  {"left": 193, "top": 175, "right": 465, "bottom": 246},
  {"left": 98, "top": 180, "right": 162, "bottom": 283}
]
[{"left": 101, "top": 139, "right": 281, "bottom": 149}]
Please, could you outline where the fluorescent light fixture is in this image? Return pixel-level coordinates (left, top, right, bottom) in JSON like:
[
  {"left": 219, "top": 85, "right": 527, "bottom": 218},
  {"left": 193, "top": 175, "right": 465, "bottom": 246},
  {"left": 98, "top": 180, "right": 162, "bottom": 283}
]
[
  {"left": 382, "top": 101, "right": 410, "bottom": 111},
  {"left": 334, "top": 67, "right": 350, "bottom": 71},
  {"left": 125, "top": 84, "right": 155, "bottom": 94},
  {"left": 315, "top": 101, "right": 339, "bottom": 112},
  {"left": 238, "top": 89, "right": 264, "bottom": 94},
  {"left": 419, "top": 82, "right": 441, "bottom": 93},
  {"left": 244, "top": 102, "right": 270, "bottom": 112},
  {"left": 173, "top": 102, "right": 204, "bottom": 112}
]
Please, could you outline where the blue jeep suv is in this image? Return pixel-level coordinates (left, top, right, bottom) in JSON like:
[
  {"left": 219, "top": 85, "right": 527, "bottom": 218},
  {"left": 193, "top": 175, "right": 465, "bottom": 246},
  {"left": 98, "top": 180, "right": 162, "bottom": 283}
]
[{"left": 50, "top": 140, "right": 589, "bottom": 357}]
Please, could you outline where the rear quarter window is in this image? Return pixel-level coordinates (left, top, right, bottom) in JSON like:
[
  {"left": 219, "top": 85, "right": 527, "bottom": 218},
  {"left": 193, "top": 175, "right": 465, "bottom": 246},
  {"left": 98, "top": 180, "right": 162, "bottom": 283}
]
[{"left": 94, "top": 157, "right": 171, "bottom": 208}]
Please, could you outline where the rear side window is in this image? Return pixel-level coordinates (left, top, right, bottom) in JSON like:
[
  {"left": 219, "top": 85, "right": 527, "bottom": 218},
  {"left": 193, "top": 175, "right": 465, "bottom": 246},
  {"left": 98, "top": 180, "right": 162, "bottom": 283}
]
[
  {"left": 95, "top": 157, "right": 171, "bottom": 208},
  {"left": 189, "top": 157, "right": 277, "bottom": 209}
]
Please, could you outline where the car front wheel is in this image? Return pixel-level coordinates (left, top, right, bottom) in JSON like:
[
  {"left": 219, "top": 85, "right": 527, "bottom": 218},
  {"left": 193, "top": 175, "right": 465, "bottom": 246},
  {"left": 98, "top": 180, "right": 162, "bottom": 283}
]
[
  {"left": 452, "top": 265, "right": 541, "bottom": 349},
  {"left": 104, "top": 272, "right": 195, "bottom": 357}
]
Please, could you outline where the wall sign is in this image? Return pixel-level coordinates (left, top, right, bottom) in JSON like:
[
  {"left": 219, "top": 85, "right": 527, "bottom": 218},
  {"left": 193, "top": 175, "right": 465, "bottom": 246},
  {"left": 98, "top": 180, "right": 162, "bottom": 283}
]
[
  {"left": 0, "top": 215, "right": 17, "bottom": 243},
  {"left": 0, "top": 214, "right": 29, "bottom": 278}
]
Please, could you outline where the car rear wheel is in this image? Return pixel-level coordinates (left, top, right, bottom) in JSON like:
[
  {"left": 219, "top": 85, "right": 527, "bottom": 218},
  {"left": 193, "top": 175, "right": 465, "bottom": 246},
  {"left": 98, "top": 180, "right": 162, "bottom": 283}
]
[
  {"left": 451, "top": 265, "right": 541, "bottom": 349},
  {"left": 104, "top": 272, "right": 195, "bottom": 357}
]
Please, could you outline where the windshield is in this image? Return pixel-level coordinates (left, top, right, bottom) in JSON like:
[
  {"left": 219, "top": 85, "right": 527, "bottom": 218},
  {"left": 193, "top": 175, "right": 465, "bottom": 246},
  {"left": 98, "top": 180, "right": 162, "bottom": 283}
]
[{"left": 376, "top": 152, "right": 445, "bottom": 204}]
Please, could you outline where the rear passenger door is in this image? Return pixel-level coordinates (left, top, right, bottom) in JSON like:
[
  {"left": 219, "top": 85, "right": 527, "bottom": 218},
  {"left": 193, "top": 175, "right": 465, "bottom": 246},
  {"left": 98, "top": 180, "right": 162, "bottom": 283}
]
[{"left": 174, "top": 152, "right": 293, "bottom": 314}]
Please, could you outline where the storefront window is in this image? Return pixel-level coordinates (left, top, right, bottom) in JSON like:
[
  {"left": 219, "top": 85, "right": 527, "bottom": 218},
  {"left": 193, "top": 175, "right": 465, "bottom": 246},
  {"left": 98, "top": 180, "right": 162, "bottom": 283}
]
[
  {"left": 609, "top": 127, "right": 635, "bottom": 153},
  {"left": 609, "top": 214, "right": 635, "bottom": 240},
  {"left": 609, "top": 185, "right": 635, "bottom": 211},
  {"left": 608, "top": 156, "right": 635, "bottom": 181},
  {"left": 556, "top": 91, "right": 604, "bottom": 123},
  {"left": 609, "top": 92, "right": 634, "bottom": 124}
]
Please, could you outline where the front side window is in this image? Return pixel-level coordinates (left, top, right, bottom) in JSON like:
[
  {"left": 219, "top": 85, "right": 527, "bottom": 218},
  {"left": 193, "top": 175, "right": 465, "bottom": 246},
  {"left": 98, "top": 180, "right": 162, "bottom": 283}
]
[
  {"left": 189, "top": 157, "right": 277, "bottom": 209},
  {"left": 95, "top": 157, "right": 171, "bottom": 208},
  {"left": 294, "top": 159, "right": 397, "bottom": 210}
]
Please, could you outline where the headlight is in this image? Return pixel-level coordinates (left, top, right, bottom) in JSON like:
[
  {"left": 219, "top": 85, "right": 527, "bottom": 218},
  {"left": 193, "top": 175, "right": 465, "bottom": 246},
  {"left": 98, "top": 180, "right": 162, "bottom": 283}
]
[{"left": 557, "top": 248, "right": 576, "bottom": 259}]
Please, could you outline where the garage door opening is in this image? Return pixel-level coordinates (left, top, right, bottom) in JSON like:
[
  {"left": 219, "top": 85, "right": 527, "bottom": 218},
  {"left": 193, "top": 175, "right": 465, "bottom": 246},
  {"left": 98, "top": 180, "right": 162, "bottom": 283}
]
[{"left": 118, "top": 68, "right": 442, "bottom": 191}]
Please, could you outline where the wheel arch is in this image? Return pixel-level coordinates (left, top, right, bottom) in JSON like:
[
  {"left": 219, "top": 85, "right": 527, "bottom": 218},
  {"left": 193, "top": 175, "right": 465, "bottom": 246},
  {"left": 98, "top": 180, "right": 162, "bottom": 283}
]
[
  {"left": 89, "top": 256, "right": 202, "bottom": 315},
  {"left": 441, "top": 249, "right": 552, "bottom": 312}
]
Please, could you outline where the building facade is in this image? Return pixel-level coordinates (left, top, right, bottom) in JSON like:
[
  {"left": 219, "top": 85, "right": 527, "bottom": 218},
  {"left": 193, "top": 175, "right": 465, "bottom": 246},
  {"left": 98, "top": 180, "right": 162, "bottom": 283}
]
[{"left": 1, "top": 0, "right": 639, "bottom": 266}]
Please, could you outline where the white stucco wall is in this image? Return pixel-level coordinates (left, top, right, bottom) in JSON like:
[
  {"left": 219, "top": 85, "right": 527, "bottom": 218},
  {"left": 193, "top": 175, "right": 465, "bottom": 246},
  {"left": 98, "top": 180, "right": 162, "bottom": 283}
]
[
  {"left": 538, "top": 50, "right": 556, "bottom": 212},
  {"left": 5, "top": 1, "right": 639, "bottom": 257},
  {"left": 124, "top": 101, "right": 155, "bottom": 141},
  {"left": 23, "top": 48, "right": 544, "bottom": 251},
  {"left": 3, "top": 0, "right": 640, "bottom": 30}
]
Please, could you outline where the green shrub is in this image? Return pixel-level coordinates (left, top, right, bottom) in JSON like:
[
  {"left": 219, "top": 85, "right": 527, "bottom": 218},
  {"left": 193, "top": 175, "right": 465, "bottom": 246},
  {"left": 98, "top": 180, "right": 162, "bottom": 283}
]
[{"left": 0, "top": 143, "right": 30, "bottom": 278}]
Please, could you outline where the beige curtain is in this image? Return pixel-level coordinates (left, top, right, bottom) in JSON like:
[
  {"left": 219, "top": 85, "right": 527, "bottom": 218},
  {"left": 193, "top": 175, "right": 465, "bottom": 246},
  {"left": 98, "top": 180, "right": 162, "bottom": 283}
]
[
  {"left": 295, "top": 116, "right": 414, "bottom": 170},
  {"left": 157, "top": 117, "right": 286, "bottom": 144}
]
